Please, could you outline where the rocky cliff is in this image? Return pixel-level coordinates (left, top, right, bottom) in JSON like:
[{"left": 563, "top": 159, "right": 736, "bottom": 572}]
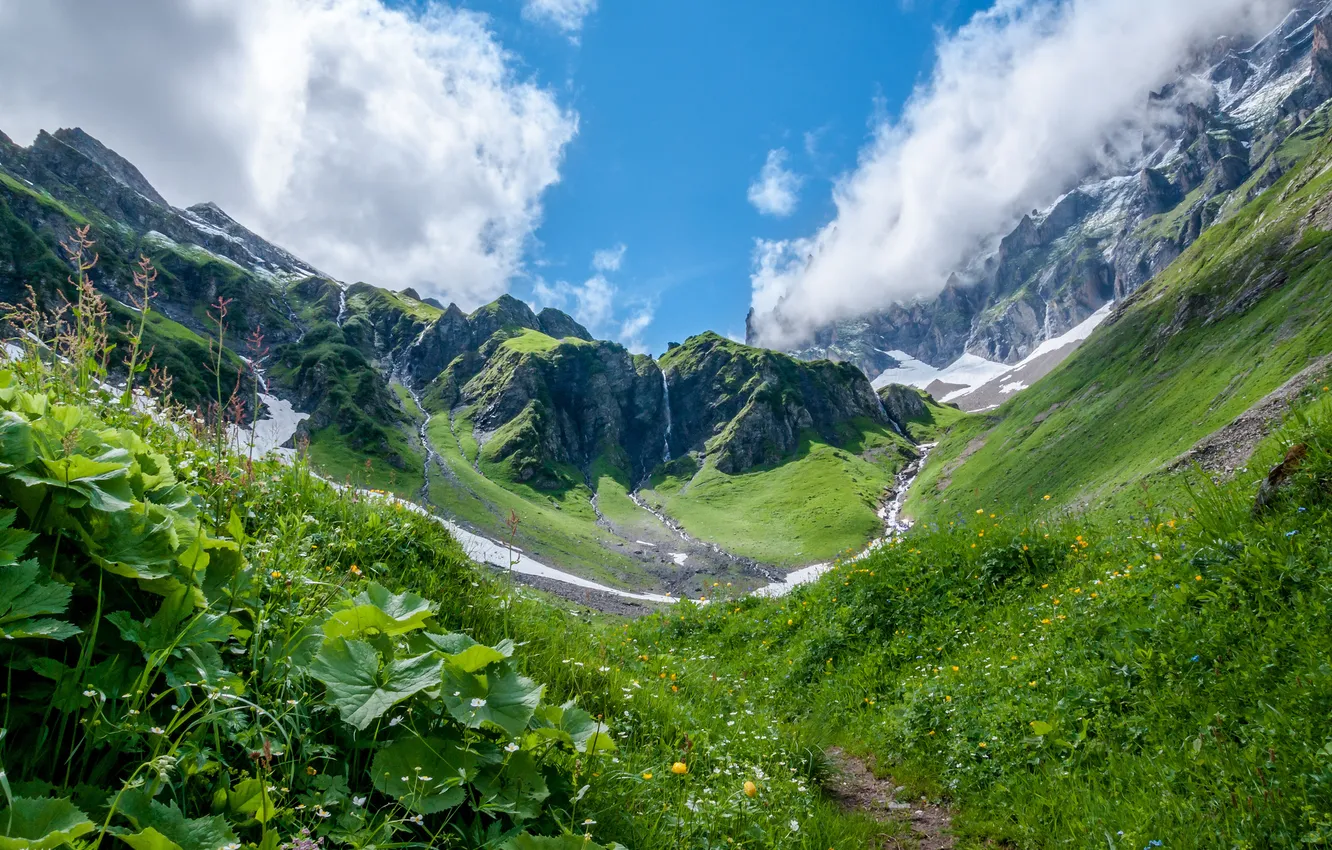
[
  {"left": 660, "top": 332, "right": 889, "bottom": 474},
  {"left": 0, "top": 122, "right": 897, "bottom": 498}
]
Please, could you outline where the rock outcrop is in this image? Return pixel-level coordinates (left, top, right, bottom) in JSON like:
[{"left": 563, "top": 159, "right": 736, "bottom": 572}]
[{"left": 660, "top": 332, "right": 889, "bottom": 474}]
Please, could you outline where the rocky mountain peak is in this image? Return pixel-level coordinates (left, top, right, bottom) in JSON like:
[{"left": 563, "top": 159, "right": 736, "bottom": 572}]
[
  {"left": 536, "top": 307, "right": 592, "bottom": 341},
  {"left": 49, "top": 127, "right": 170, "bottom": 207},
  {"left": 780, "top": 0, "right": 1332, "bottom": 400}
]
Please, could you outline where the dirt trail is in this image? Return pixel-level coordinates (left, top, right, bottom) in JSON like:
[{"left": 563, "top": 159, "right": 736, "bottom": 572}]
[{"left": 824, "top": 747, "right": 954, "bottom": 849}]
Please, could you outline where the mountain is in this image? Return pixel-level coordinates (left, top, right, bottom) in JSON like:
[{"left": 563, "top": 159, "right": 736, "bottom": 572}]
[
  {"left": 905, "top": 94, "right": 1332, "bottom": 521},
  {"left": 766, "top": 1, "right": 1332, "bottom": 411},
  {"left": 0, "top": 126, "right": 928, "bottom": 594}
]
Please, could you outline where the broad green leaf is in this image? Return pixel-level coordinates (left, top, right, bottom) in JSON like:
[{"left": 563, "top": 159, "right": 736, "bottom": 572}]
[
  {"left": 19, "top": 453, "right": 135, "bottom": 512},
  {"left": 116, "top": 794, "right": 237, "bottom": 850},
  {"left": 451, "top": 643, "right": 507, "bottom": 673},
  {"left": 473, "top": 751, "right": 549, "bottom": 819},
  {"left": 223, "top": 778, "right": 276, "bottom": 824},
  {"left": 0, "top": 412, "right": 34, "bottom": 473},
  {"left": 118, "top": 828, "right": 183, "bottom": 850},
  {"left": 443, "top": 661, "right": 543, "bottom": 737},
  {"left": 1030, "top": 720, "right": 1054, "bottom": 737},
  {"left": 0, "top": 561, "right": 78, "bottom": 641},
  {"left": 309, "top": 638, "right": 442, "bottom": 731},
  {"left": 370, "top": 735, "right": 483, "bottom": 813},
  {"left": 0, "top": 797, "right": 94, "bottom": 850},
  {"left": 325, "top": 584, "right": 435, "bottom": 639},
  {"left": 532, "top": 702, "right": 615, "bottom": 754},
  {"left": 87, "top": 507, "right": 179, "bottom": 581},
  {"left": 0, "top": 510, "right": 37, "bottom": 566}
]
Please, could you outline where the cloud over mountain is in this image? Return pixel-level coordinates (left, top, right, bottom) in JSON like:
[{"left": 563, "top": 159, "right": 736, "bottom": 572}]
[
  {"left": 748, "top": 0, "right": 1297, "bottom": 349},
  {"left": 0, "top": 0, "right": 576, "bottom": 310},
  {"left": 748, "top": 148, "right": 802, "bottom": 217}
]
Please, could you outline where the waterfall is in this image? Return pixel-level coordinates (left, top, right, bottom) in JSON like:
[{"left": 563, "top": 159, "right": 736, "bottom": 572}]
[
  {"left": 1041, "top": 297, "right": 1055, "bottom": 342},
  {"left": 336, "top": 287, "right": 348, "bottom": 327},
  {"left": 661, "top": 371, "right": 673, "bottom": 463}
]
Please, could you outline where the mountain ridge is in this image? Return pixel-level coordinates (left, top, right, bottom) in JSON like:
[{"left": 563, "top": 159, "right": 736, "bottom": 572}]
[{"left": 764, "top": 0, "right": 1332, "bottom": 409}]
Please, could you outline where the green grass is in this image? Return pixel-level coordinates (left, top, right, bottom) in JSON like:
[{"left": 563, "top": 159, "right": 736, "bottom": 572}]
[
  {"left": 420, "top": 403, "right": 651, "bottom": 587},
  {"left": 909, "top": 124, "right": 1332, "bottom": 523},
  {"left": 624, "top": 387, "right": 1332, "bottom": 847},
  {"left": 900, "top": 391, "right": 974, "bottom": 444},
  {"left": 642, "top": 418, "right": 914, "bottom": 565},
  {"left": 306, "top": 423, "right": 423, "bottom": 498},
  {"left": 0, "top": 170, "right": 90, "bottom": 225},
  {"left": 347, "top": 282, "right": 444, "bottom": 323},
  {"left": 500, "top": 327, "right": 594, "bottom": 354}
]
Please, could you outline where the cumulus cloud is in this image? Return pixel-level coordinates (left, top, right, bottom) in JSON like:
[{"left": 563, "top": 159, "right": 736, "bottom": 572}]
[
  {"left": 747, "top": 148, "right": 803, "bottom": 217},
  {"left": 523, "top": 0, "right": 597, "bottom": 34},
  {"left": 534, "top": 245, "right": 653, "bottom": 351},
  {"left": 592, "top": 243, "right": 627, "bottom": 272},
  {"left": 535, "top": 274, "right": 615, "bottom": 330},
  {"left": 0, "top": 0, "right": 576, "bottom": 309},
  {"left": 748, "top": 0, "right": 1296, "bottom": 349},
  {"left": 617, "top": 306, "right": 655, "bottom": 354}
]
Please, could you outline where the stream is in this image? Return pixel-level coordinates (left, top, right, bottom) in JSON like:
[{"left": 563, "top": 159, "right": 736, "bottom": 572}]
[{"left": 237, "top": 389, "right": 936, "bottom": 606}]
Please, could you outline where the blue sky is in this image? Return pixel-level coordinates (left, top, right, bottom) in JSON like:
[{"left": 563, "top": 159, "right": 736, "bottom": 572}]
[{"left": 431, "top": 0, "right": 991, "bottom": 353}]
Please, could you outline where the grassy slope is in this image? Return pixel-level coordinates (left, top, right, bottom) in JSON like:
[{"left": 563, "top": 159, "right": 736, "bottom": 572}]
[
  {"left": 0, "top": 355, "right": 891, "bottom": 850},
  {"left": 910, "top": 121, "right": 1332, "bottom": 523},
  {"left": 626, "top": 386, "right": 1332, "bottom": 847},
  {"left": 643, "top": 418, "right": 916, "bottom": 565},
  {"left": 417, "top": 399, "right": 651, "bottom": 587}
]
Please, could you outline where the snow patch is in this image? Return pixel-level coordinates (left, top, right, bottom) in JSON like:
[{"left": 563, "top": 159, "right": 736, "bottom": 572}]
[{"left": 872, "top": 351, "right": 1010, "bottom": 399}]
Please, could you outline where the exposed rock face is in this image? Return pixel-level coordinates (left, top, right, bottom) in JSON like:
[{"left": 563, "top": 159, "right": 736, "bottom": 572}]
[
  {"left": 536, "top": 307, "right": 592, "bottom": 341},
  {"left": 660, "top": 332, "right": 889, "bottom": 474},
  {"left": 0, "top": 122, "right": 900, "bottom": 496},
  {"left": 771, "top": 1, "right": 1332, "bottom": 378},
  {"left": 458, "top": 338, "right": 667, "bottom": 486},
  {"left": 877, "top": 384, "right": 930, "bottom": 434}
]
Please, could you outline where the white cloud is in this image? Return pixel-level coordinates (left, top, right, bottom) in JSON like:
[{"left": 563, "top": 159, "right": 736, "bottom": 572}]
[
  {"left": 592, "top": 243, "right": 627, "bottom": 273},
  {"left": 747, "top": 0, "right": 1296, "bottom": 349},
  {"left": 618, "top": 306, "right": 655, "bottom": 354},
  {"left": 0, "top": 0, "right": 576, "bottom": 310},
  {"left": 747, "top": 148, "right": 802, "bottom": 217},
  {"left": 534, "top": 274, "right": 614, "bottom": 330},
  {"left": 534, "top": 245, "right": 653, "bottom": 351},
  {"left": 523, "top": 0, "right": 597, "bottom": 34}
]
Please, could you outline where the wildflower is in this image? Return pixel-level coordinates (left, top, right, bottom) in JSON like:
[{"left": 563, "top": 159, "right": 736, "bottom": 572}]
[
  {"left": 150, "top": 726, "right": 166, "bottom": 735},
  {"left": 1043, "top": 494, "right": 1051, "bottom": 500},
  {"left": 270, "top": 570, "right": 282, "bottom": 579},
  {"left": 350, "top": 564, "right": 362, "bottom": 576},
  {"left": 642, "top": 772, "right": 653, "bottom": 779},
  {"left": 744, "top": 780, "right": 758, "bottom": 797},
  {"left": 470, "top": 697, "right": 487, "bottom": 708},
  {"left": 505, "top": 742, "right": 520, "bottom": 753},
  {"left": 978, "top": 742, "right": 987, "bottom": 748},
  {"left": 306, "top": 766, "right": 318, "bottom": 776},
  {"left": 951, "top": 666, "right": 959, "bottom": 672},
  {"left": 352, "top": 796, "right": 366, "bottom": 807},
  {"left": 1195, "top": 575, "right": 1202, "bottom": 581},
  {"left": 671, "top": 762, "right": 688, "bottom": 775},
  {"left": 789, "top": 819, "right": 800, "bottom": 832},
  {"left": 944, "top": 695, "right": 952, "bottom": 702}
]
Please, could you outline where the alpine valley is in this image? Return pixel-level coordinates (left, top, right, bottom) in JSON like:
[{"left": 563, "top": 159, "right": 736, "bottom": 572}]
[
  {"left": 10, "top": 1, "right": 1332, "bottom": 848},
  {"left": 0, "top": 125, "right": 949, "bottom": 601}
]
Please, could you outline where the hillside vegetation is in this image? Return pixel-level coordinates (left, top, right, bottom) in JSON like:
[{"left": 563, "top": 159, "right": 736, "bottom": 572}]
[{"left": 909, "top": 110, "right": 1332, "bottom": 523}]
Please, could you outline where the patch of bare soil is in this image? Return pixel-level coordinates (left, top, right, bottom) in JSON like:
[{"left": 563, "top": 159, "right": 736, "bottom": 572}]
[{"left": 824, "top": 747, "right": 953, "bottom": 849}]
